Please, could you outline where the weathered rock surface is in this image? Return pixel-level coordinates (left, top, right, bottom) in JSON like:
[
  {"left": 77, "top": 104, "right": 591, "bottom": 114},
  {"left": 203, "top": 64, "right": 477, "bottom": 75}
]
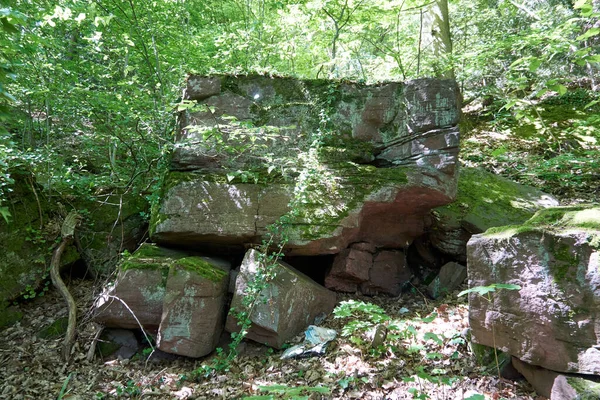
[
  {"left": 426, "top": 262, "right": 467, "bottom": 299},
  {"left": 324, "top": 248, "right": 372, "bottom": 293},
  {"left": 361, "top": 250, "right": 411, "bottom": 296},
  {"left": 226, "top": 249, "right": 337, "bottom": 348},
  {"left": 467, "top": 206, "right": 600, "bottom": 375},
  {"left": 151, "top": 75, "right": 461, "bottom": 256},
  {"left": 93, "top": 244, "right": 183, "bottom": 330},
  {"left": 430, "top": 167, "right": 558, "bottom": 263},
  {"left": 512, "top": 357, "right": 600, "bottom": 400},
  {"left": 157, "top": 259, "right": 229, "bottom": 357},
  {"left": 93, "top": 243, "right": 231, "bottom": 355}
]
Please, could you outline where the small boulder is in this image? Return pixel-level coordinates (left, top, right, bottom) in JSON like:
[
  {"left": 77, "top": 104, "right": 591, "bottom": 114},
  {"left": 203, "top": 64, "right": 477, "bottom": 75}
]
[
  {"left": 226, "top": 249, "right": 337, "bottom": 349},
  {"left": 98, "top": 329, "right": 140, "bottom": 360},
  {"left": 512, "top": 357, "right": 600, "bottom": 400},
  {"left": 468, "top": 206, "right": 600, "bottom": 375},
  {"left": 157, "top": 257, "right": 229, "bottom": 358},
  {"left": 360, "top": 250, "right": 411, "bottom": 296},
  {"left": 324, "top": 248, "right": 372, "bottom": 293},
  {"left": 426, "top": 262, "right": 467, "bottom": 299}
]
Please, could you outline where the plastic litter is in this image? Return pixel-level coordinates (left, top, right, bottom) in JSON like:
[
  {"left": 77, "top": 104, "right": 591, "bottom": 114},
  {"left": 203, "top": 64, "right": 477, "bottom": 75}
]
[{"left": 280, "top": 325, "right": 337, "bottom": 359}]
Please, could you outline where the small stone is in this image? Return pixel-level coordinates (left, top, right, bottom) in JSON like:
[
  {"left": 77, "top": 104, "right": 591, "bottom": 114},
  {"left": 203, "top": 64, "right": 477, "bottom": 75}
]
[{"left": 426, "top": 262, "right": 467, "bottom": 299}]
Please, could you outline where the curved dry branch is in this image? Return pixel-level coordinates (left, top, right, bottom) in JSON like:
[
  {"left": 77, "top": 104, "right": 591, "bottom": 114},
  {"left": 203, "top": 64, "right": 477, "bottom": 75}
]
[{"left": 50, "top": 211, "right": 81, "bottom": 362}]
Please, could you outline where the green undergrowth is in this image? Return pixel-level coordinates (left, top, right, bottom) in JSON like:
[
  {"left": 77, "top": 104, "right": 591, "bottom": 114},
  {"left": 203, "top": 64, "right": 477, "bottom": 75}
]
[{"left": 461, "top": 89, "right": 600, "bottom": 202}]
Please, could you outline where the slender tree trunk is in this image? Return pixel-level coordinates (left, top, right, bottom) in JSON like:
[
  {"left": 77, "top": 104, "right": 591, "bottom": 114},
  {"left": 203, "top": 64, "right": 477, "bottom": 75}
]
[
  {"left": 50, "top": 211, "right": 81, "bottom": 361},
  {"left": 428, "top": 0, "right": 454, "bottom": 79}
]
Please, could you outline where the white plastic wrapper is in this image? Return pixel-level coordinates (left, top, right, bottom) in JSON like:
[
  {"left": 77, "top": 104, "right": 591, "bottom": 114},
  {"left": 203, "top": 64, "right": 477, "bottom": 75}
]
[{"left": 280, "top": 325, "right": 337, "bottom": 359}]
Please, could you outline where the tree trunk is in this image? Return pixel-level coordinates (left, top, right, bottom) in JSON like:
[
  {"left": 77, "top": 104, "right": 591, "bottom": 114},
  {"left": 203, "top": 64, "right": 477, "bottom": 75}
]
[
  {"left": 428, "top": 0, "right": 454, "bottom": 79},
  {"left": 50, "top": 211, "right": 81, "bottom": 361}
]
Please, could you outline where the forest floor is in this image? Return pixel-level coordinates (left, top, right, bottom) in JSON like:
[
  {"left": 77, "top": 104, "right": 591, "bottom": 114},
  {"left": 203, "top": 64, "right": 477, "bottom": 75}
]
[{"left": 0, "top": 277, "right": 543, "bottom": 400}]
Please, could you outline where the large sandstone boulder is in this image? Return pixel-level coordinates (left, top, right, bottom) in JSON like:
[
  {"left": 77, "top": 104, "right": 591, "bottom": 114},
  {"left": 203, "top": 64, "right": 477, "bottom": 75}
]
[
  {"left": 226, "top": 249, "right": 337, "bottom": 348},
  {"left": 467, "top": 205, "right": 600, "bottom": 375},
  {"left": 151, "top": 75, "right": 461, "bottom": 256},
  {"left": 429, "top": 167, "right": 558, "bottom": 263},
  {"left": 93, "top": 244, "right": 188, "bottom": 330},
  {"left": 157, "top": 259, "right": 229, "bottom": 357},
  {"left": 94, "top": 243, "right": 231, "bottom": 358}
]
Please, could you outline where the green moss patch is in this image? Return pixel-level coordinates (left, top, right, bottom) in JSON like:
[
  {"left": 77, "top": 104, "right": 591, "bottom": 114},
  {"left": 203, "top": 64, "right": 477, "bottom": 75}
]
[
  {"left": 0, "top": 305, "right": 23, "bottom": 330},
  {"left": 435, "top": 167, "right": 553, "bottom": 232},
  {"left": 565, "top": 376, "right": 600, "bottom": 399},
  {"left": 172, "top": 257, "right": 228, "bottom": 283},
  {"left": 485, "top": 205, "right": 600, "bottom": 241},
  {"left": 37, "top": 317, "right": 69, "bottom": 339},
  {"left": 120, "top": 244, "right": 227, "bottom": 284}
]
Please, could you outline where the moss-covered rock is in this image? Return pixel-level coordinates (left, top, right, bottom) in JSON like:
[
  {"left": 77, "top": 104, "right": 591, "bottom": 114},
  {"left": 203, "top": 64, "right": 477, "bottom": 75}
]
[
  {"left": 0, "top": 172, "right": 80, "bottom": 314},
  {"left": 154, "top": 75, "right": 461, "bottom": 256},
  {"left": 429, "top": 167, "right": 558, "bottom": 261},
  {"left": 93, "top": 243, "right": 231, "bottom": 333},
  {"left": 485, "top": 205, "right": 600, "bottom": 239},
  {"left": 468, "top": 204, "right": 600, "bottom": 375}
]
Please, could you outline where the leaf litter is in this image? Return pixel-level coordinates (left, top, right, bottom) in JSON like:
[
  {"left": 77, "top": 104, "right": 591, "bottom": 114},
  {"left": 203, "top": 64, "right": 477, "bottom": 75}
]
[{"left": 0, "top": 279, "right": 546, "bottom": 399}]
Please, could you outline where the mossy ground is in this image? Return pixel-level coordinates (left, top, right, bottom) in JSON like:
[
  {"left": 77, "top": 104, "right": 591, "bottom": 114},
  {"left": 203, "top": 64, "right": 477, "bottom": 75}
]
[
  {"left": 433, "top": 167, "right": 545, "bottom": 232},
  {"left": 37, "top": 316, "right": 69, "bottom": 339},
  {"left": 484, "top": 205, "right": 600, "bottom": 242}
]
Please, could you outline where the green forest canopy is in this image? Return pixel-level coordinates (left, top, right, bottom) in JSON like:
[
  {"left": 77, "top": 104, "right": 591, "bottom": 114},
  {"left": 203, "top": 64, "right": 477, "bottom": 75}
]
[{"left": 0, "top": 0, "right": 599, "bottom": 221}]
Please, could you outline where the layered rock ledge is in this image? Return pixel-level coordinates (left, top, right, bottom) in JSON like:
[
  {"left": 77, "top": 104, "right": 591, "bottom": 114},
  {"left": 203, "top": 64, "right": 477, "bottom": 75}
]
[{"left": 150, "top": 75, "right": 461, "bottom": 257}]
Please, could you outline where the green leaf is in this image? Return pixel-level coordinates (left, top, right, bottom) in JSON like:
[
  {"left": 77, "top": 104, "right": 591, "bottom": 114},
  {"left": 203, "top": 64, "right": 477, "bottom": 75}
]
[
  {"left": 491, "top": 146, "right": 508, "bottom": 158},
  {"left": 459, "top": 284, "right": 521, "bottom": 297},
  {"left": 0, "top": 206, "right": 11, "bottom": 223},
  {"left": 492, "top": 283, "right": 521, "bottom": 291},
  {"left": 1, "top": 17, "right": 18, "bottom": 34},
  {"left": 528, "top": 57, "right": 542, "bottom": 72},
  {"left": 577, "top": 27, "right": 600, "bottom": 41},
  {"left": 458, "top": 286, "right": 496, "bottom": 297},
  {"left": 419, "top": 313, "right": 437, "bottom": 323},
  {"left": 423, "top": 332, "right": 443, "bottom": 345},
  {"left": 464, "top": 395, "right": 485, "bottom": 400},
  {"left": 548, "top": 84, "right": 568, "bottom": 95},
  {"left": 585, "top": 55, "right": 600, "bottom": 63},
  {"left": 425, "top": 352, "right": 444, "bottom": 359}
]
